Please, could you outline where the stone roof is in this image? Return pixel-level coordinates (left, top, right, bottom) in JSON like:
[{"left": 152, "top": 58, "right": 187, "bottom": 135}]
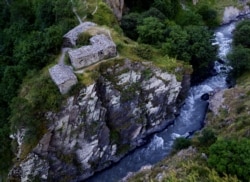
[
  {"left": 49, "top": 64, "right": 77, "bottom": 85},
  {"left": 63, "top": 22, "right": 97, "bottom": 47}
]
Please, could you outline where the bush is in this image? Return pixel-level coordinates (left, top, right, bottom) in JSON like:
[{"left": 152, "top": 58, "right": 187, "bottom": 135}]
[
  {"left": 197, "top": 5, "right": 219, "bottom": 27},
  {"left": 76, "top": 32, "right": 91, "bottom": 46},
  {"left": 173, "top": 137, "right": 191, "bottom": 151},
  {"left": 208, "top": 138, "right": 250, "bottom": 181},
  {"left": 198, "top": 128, "right": 217, "bottom": 146},
  {"left": 92, "top": 2, "right": 117, "bottom": 27},
  {"left": 228, "top": 46, "right": 250, "bottom": 77},
  {"left": 233, "top": 20, "right": 250, "bottom": 48},
  {"left": 133, "top": 44, "right": 153, "bottom": 60},
  {"left": 137, "top": 17, "right": 165, "bottom": 44}
]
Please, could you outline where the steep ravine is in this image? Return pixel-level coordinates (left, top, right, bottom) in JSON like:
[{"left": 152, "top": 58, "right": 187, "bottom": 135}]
[{"left": 86, "top": 11, "right": 250, "bottom": 182}]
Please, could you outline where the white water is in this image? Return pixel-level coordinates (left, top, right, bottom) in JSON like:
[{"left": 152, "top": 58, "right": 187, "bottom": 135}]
[{"left": 86, "top": 21, "right": 237, "bottom": 182}]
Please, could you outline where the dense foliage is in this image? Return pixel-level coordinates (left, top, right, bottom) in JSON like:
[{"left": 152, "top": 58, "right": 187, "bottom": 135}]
[
  {"left": 0, "top": 0, "right": 77, "bottom": 175},
  {"left": 208, "top": 138, "right": 250, "bottom": 181},
  {"left": 121, "top": 0, "right": 218, "bottom": 83},
  {"left": 229, "top": 20, "right": 250, "bottom": 77}
]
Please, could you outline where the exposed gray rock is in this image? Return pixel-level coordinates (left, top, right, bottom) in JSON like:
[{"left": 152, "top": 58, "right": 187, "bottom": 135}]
[
  {"left": 10, "top": 59, "right": 189, "bottom": 182},
  {"left": 222, "top": 5, "right": 250, "bottom": 24},
  {"left": 208, "top": 90, "right": 225, "bottom": 115},
  {"left": 105, "top": 0, "right": 124, "bottom": 20},
  {"left": 49, "top": 64, "right": 78, "bottom": 94},
  {"left": 68, "top": 34, "right": 117, "bottom": 69},
  {"left": 63, "top": 22, "right": 97, "bottom": 47},
  {"left": 223, "top": 6, "right": 240, "bottom": 24}
]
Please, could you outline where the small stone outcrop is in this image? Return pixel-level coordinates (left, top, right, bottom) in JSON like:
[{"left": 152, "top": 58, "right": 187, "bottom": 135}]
[
  {"left": 222, "top": 4, "right": 250, "bottom": 24},
  {"left": 68, "top": 34, "right": 117, "bottom": 69},
  {"left": 11, "top": 59, "right": 189, "bottom": 181},
  {"left": 49, "top": 64, "right": 78, "bottom": 94},
  {"left": 105, "top": 0, "right": 125, "bottom": 20},
  {"left": 63, "top": 22, "right": 97, "bottom": 47}
]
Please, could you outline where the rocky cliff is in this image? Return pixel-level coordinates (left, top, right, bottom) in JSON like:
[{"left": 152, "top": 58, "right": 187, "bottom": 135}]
[{"left": 9, "top": 59, "right": 189, "bottom": 181}]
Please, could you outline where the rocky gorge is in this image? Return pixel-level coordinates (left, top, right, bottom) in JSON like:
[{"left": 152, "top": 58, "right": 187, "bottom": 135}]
[{"left": 7, "top": 0, "right": 250, "bottom": 181}]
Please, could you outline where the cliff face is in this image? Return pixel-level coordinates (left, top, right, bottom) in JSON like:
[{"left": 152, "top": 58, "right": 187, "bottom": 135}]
[{"left": 9, "top": 59, "right": 190, "bottom": 181}]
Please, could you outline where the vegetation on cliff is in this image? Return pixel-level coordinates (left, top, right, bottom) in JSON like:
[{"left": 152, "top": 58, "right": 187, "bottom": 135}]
[
  {"left": 128, "top": 13, "right": 250, "bottom": 182},
  {"left": 1, "top": 0, "right": 250, "bottom": 181},
  {"left": 121, "top": 0, "right": 218, "bottom": 83}
]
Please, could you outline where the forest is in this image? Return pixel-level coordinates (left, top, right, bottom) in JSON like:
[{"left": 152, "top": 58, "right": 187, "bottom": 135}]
[
  {"left": 0, "top": 0, "right": 78, "bottom": 175},
  {"left": 1, "top": 0, "right": 250, "bottom": 181}
]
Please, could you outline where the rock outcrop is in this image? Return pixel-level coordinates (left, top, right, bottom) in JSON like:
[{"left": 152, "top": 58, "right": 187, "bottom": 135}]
[
  {"left": 68, "top": 34, "right": 117, "bottom": 69},
  {"left": 10, "top": 59, "right": 189, "bottom": 181},
  {"left": 222, "top": 2, "right": 250, "bottom": 24},
  {"left": 105, "top": 0, "right": 125, "bottom": 20}
]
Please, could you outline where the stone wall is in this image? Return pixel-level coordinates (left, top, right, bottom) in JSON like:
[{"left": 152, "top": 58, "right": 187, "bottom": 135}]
[
  {"left": 49, "top": 64, "right": 78, "bottom": 94},
  {"left": 63, "top": 22, "right": 96, "bottom": 47},
  {"left": 68, "top": 34, "right": 117, "bottom": 69}
]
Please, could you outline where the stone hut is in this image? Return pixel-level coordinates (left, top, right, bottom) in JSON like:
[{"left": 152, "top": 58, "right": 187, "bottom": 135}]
[
  {"left": 49, "top": 64, "right": 78, "bottom": 94},
  {"left": 63, "top": 22, "right": 97, "bottom": 47},
  {"left": 68, "top": 34, "right": 117, "bottom": 69}
]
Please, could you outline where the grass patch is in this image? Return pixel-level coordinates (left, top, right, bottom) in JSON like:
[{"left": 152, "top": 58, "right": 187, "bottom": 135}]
[{"left": 91, "top": 1, "right": 118, "bottom": 27}]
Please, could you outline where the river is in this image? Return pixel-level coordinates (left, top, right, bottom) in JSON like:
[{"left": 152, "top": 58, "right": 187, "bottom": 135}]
[{"left": 86, "top": 21, "right": 236, "bottom": 182}]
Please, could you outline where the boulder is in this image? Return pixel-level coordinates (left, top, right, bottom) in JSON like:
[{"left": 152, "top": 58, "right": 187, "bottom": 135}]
[{"left": 201, "top": 93, "right": 209, "bottom": 101}]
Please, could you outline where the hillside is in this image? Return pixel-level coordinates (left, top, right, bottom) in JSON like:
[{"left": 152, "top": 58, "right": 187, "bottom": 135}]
[{"left": 1, "top": 0, "right": 250, "bottom": 181}]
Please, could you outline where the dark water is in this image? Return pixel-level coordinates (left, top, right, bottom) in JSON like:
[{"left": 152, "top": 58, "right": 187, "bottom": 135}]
[{"left": 86, "top": 21, "right": 236, "bottom": 182}]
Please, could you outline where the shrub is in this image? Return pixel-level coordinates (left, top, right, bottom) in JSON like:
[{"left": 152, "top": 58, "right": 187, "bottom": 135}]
[
  {"left": 233, "top": 20, "right": 250, "bottom": 48},
  {"left": 197, "top": 5, "right": 219, "bottom": 27},
  {"left": 208, "top": 138, "right": 250, "bottom": 181},
  {"left": 198, "top": 128, "right": 217, "bottom": 147},
  {"left": 92, "top": 2, "right": 117, "bottom": 27},
  {"left": 228, "top": 46, "right": 250, "bottom": 77},
  {"left": 137, "top": 17, "right": 165, "bottom": 44},
  {"left": 133, "top": 44, "right": 153, "bottom": 60},
  {"left": 76, "top": 32, "right": 91, "bottom": 46},
  {"left": 173, "top": 137, "right": 191, "bottom": 151}
]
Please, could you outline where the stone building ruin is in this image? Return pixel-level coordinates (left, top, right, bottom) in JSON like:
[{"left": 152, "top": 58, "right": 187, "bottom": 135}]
[
  {"left": 63, "top": 22, "right": 97, "bottom": 47},
  {"left": 49, "top": 64, "right": 78, "bottom": 94},
  {"left": 68, "top": 34, "right": 117, "bottom": 69}
]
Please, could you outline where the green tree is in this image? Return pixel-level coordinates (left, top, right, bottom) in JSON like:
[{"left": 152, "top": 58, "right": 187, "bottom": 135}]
[
  {"left": 186, "top": 25, "right": 217, "bottom": 82},
  {"left": 233, "top": 20, "right": 250, "bottom": 48},
  {"left": 141, "top": 7, "right": 166, "bottom": 20},
  {"left": 175, "top": 10, "right": 204, "bottom": 27},
  {"left": 153, "top": 0, "right": 180, "bottom": 19},
  {"left": 197, "top": 5, "right": 219, "bottom": 27},
  {"left": 208, "top": 138, "right": 250, "bottom": 181},
  {"left": 121, "top": 12, "right": 142, "bottom": 40},
  {"left": 162, "top": 25, "right": 217, "bottom": 82},
  {"left": 228, "top": 46, "right": 250, "bottom": 77},
  {"left": 137, "top": 17, "right": 165, "bottom": 44},
  {"left": 163, "top": 25, "right": 190, "bottom": 61}
]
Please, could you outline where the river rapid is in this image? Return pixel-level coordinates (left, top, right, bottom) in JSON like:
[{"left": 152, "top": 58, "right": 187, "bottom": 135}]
[{"left": 86, "top": 21, "right": 237, "bottom": 182}]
